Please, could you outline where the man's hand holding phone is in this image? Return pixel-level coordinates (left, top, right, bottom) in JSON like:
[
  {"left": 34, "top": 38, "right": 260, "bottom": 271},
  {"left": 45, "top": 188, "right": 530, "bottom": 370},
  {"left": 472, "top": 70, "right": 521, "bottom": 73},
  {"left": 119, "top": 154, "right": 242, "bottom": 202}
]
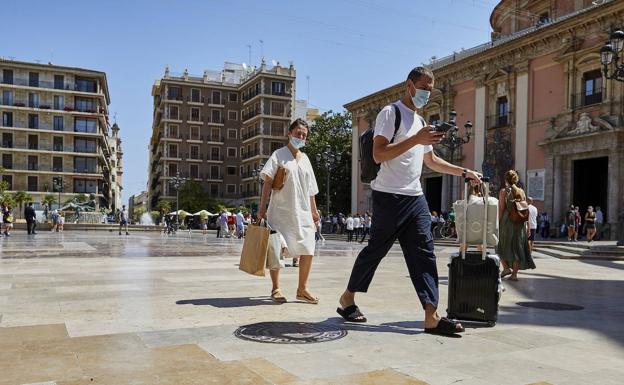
[{"left": 413, "top": 126, "right": 445, "bottom": 146}]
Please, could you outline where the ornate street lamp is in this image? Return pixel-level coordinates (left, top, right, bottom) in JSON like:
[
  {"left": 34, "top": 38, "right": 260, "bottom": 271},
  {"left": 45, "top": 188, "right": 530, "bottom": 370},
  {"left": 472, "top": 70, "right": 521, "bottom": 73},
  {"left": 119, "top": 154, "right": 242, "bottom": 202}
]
[
  {"left": 169, "top": 171, "right": 187, "bottom": 227},
  {"left": 251, "top": 163, "right": 264, "bottom": 216},
  {"left": 52, "top": 176, "right": 64, "bottom": 210},
  {"left": 316, "top": 145, "right": 342, "bottom": 217},
  {"left": 600, "top": 29, "right": 624, "bottom": 82},
  {"left": 438, "top": 111, "right": 473, "bottom": 208}
]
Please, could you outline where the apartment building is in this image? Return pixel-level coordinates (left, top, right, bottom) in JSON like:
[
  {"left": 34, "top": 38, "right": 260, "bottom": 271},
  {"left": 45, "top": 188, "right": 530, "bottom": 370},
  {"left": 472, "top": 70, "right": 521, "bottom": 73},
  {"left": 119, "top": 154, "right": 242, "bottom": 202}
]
[
  {"left": 147, "top": 60, "right": 295, "bottom": 210},
  {"left": 0, "top": 58, "right": 121, "bottom": 210}
]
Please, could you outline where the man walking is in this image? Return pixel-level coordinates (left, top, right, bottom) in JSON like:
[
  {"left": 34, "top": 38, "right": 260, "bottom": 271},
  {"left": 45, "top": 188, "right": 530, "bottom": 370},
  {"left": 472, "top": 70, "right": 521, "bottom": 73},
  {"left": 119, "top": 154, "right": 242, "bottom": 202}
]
[
  {"left": 359, "top": 211, "right": 371, "bottom": 243},
  {"left": 25, "top": 202, "right": 37, "bottom": 235},
  {"left": 595, "top": 206, "right": 604, "bottom": 240},
  {"left": 235, "top": 209, "right": 245, "bottom": 239},
  {"left": 527, "top": 197, "right": 538, "bottom": 253},
  {"left": 345, "top": 214, "right": 354, "bottom": 242},
  {"left": 565, "top": 205, "right": 577, "bottom": 241},
  {"left": 119, "top": 205, "right": 129, "bottom": 235},
  {"left": 337, "top": 67, "right": 481, "bottom": 336}
]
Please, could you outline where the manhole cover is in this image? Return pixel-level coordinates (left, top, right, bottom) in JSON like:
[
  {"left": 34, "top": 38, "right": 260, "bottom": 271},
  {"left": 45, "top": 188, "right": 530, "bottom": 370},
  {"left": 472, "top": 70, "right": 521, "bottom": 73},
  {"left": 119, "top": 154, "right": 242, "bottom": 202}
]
[
  {"left": 516, "top": 301, "right": 584, "bottom": 311},
  {"left": 234, "top": 321, "right": 347, "bottom": 344}
]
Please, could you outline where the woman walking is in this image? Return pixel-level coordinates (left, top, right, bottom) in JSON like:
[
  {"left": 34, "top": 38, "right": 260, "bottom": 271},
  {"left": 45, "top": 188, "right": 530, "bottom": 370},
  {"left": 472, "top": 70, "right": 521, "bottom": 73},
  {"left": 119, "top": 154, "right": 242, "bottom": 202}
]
[
  {"left": 258, "top": 118, "right": 321, "bottom": 304},
  {"left": 585, "top": 206, "right": 597, "bottom": 242},
  {"left": 496, "top": 170, "right": 535, "bottom": 281}
]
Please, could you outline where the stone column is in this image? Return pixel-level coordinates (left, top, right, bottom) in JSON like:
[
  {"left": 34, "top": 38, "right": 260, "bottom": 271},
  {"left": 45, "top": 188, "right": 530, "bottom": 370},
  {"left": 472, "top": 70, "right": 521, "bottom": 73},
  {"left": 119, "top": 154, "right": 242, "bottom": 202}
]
[
  {"left": 474, "top": 86, "right": 486, "bottom": 171},
  {"left": 608, "top": 147, "right": 621, "bottom": 241},
  {"left": 351, "top": 117, "right": 359, "bottom": 215},
  {"left": 552, "top": 154, "right": 563, "bottom": 229},
  {"left": 515, "top": 72, "right": 529, "bottom": 182}
]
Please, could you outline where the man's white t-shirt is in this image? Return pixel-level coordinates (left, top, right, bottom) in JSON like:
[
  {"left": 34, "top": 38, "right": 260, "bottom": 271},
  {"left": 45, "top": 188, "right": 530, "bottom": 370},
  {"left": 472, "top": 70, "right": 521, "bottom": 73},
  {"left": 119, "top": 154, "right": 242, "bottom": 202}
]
[
  {"left": 353, "top": 216, "right": 361, "bottom": 229},
  {"left": 346, "top": 217, "right": 354, "bottom": 230},
  {"left": 370, "top": 101, "right": 433, "bottom": 196},
  {"left": 528, "top": 204, "right": 538, "bottom": 230}
]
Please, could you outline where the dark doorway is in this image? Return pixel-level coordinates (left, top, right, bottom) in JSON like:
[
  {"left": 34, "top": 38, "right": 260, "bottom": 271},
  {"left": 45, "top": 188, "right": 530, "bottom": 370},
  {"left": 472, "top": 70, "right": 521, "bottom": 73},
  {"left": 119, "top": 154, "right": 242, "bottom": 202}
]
[
  {"left": 573, "top": 157, "right": 608, "bottom": 221},
  {"left": 424, "top": 176, "right": 443, "bottom": 214}
]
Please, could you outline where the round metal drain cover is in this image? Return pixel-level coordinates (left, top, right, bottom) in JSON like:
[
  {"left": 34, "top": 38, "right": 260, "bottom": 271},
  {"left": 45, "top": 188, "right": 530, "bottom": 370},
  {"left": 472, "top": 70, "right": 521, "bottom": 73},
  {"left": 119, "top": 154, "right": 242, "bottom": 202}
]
[
  {"left": 234, "top": 321, "right": 347, "bottom": 344},
  {"left": 516, "top": 301, "right": 584, "bottom": 311}
]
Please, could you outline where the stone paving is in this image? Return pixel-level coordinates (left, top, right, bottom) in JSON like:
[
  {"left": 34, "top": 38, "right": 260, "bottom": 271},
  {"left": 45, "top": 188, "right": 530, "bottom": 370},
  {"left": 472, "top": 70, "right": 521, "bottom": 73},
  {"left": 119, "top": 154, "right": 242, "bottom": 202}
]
[{"left": 1, "top": 232, "right": 623, "bottom": 385}]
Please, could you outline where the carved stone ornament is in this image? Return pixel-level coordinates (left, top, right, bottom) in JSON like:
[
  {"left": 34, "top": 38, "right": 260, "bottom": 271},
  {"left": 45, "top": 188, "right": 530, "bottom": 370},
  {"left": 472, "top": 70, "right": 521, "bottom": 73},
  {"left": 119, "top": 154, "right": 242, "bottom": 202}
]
[
  {"left": 497, "top": 82, "right": 507, "bottom": 97},
  {"left": 553, "top": 113, "right": 614, "bottom": 139}
]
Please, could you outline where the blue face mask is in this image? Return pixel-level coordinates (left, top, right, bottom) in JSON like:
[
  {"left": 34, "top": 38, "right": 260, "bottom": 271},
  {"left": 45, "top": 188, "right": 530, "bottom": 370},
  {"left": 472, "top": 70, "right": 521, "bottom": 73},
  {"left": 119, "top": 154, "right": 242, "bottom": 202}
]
[
  {"left": 411, "top": 87, "right": 430, "bottom": 109},
  {"left": 290, "top": 136, "right": 306, "bottom": 149}
]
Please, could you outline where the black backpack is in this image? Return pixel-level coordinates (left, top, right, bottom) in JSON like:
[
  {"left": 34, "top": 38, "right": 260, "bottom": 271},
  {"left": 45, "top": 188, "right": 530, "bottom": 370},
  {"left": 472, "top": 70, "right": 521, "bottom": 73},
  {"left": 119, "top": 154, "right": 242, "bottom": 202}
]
[{"left": 359, "top": 103, "right": 401, "bottom": 183}]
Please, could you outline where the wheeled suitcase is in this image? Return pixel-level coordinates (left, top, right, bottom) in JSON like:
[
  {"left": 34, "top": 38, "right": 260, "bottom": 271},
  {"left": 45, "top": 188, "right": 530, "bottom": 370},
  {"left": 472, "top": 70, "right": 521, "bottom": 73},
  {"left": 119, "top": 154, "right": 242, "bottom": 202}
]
[{"left": 447, "top": 177, "right": 501, "bottom": 326}]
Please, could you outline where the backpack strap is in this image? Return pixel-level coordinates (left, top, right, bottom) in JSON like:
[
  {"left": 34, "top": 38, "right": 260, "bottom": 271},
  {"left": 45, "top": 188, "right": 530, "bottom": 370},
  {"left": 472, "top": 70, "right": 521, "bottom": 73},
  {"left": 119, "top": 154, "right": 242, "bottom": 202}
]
[{"left": 390, "top": 103, "right": 401, "bottom": 143}]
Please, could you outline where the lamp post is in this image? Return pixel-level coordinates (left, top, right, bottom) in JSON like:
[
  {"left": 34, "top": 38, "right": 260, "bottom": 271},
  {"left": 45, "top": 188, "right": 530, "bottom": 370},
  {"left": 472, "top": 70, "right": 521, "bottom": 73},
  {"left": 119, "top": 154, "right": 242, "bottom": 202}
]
[
  {"left": 316, "top": 145, "right": 342, "bottom": 218},
  {"left": 52, "top": 176, "right": 64, "bottom": 210},
  {"left": 251, "top": 163, "right": 264, "bottom": 215},
  {"left": 438, "top": 111, "right": 473, "bottom": 208},
  {"left": 169, "top": 172, "right": 187, "bottom": 227},
  {"left": 599, "top": 29, "right": 624, "bottom": 82}
]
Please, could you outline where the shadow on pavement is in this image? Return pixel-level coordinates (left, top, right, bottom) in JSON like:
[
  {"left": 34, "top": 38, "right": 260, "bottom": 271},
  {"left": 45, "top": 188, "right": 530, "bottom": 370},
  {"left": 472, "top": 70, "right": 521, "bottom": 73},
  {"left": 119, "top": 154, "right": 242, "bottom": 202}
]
[{"left": 176, "top": 297, "right": 282, "bottom": 307}]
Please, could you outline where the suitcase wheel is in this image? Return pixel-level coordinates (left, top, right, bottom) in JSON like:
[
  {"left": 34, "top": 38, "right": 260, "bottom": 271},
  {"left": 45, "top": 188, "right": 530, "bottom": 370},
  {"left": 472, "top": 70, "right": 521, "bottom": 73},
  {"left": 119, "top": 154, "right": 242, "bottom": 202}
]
[{"left": 487, "top": 321, "right": 496, "bottom": 327}]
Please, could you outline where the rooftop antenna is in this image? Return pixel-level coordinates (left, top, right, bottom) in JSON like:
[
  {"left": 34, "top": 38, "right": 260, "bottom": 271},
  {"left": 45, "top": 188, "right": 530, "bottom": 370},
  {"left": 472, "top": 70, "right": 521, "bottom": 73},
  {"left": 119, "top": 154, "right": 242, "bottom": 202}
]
[
  {"left": 113, "top": 111, "right": 117, "bottom": 124},
  {"left": 306, "top": 75, "right": 310, "bottom": 104},
  {"left": 246, "top": 44, "right": 251, "bottom": 66},
  {"left": 259, "top": 39, "right": 264, "bottom": 62}
]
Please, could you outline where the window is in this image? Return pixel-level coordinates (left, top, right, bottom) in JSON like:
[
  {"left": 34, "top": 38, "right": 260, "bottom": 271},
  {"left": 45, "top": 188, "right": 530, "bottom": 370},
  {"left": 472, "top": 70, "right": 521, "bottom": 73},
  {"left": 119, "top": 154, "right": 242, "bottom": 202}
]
[
  {"left": 582, "top": 70, "right": 603, "bottom": 106},
  {"left": 210, "top": 128, "right": 220, "bottom": 141},
  {"left": 54, "top": 95, "right": 64, "bottom": 110},
  {"left": 211, "top": 147, "right": 220, "bottom": 160},
  {"left": 210, "top": 183, "right": 219, "bottom": 196},
  {"left": 167, "top": 124, "right": 178, "bottom": 138},
  {"left": 168, "top": 105, "right": 179, "bottom": 120},
  {"left": 75, "top": 118, "right": 97, "bottom": 133},
  {"left": 74, "top": 157, "right": 96, "bottom": 173},
  {"left": 270, "top": 141, "right": 282, "bottom": 153},
  {"left": 28, "top": 93, "right": 39, "bottom": 108},
  {"left": 74, "top": 179, "right": 97, "bottom": 193},
  {"left": 271, "top": 102, "right": 285, "bottom": 116},
  {"left": 167, "top": 144, "right": 178, "bottom": 158},
  {"left": 2, "top": 154, "right": 12, "bottom": 169},
  {"left": 53, "top": 137, "right": 63, "bottom": 151},
  {"left": 2, "top": 69, "right": 13, "bottom": 84},
  {"left": 227, "top": 166, "right": 237, "bottom": 176},
  {"left": 29, "top": 72, "right": 39, "bottom": 87},
  {"left": 75, "top": 97, "right": 95, "bottom": 112},
  {"left": 271, "top": 81, "right": 286, "bottom": 95},
  {"left": 167, "top": 86, "right": 181, "bottom": 100},
  {"left": 167, "top": 162, "right": 178, "bottom": 176},
  {"left": 212, "top": 91, "right": 221, "bottom": 104},
  {"left": 2, "top": 90, "right": 13, "bottom": 106},
  {"left": 210, "top": 165, "right": 220, "bottom": 179},
  {"left": 538, "top": 12, "right": 549, "bottom": 25},
  {"left": 189, "top": 164, "right": 199, "bottom": 178},
  {"left": 27, "top": 176, "right": 38, "bottom": 192},
  {"left": 28, "top": 155, "right": 38, "bottom": 170},
  {"left": 28, "top": 135, "right": 38, "bottom": 150},
  {"left": 191, "top": 88, "right": 201, "bottom": 103},
  {"left": 2, "top": 112, "right": 13, "bottom": 127},
  {"left": 53, "top": 116, "right": 64, "bottom": 131},
  {"left": 74, "top": 138, "right": 97, "bottom": 153},
  {"left": 190, "top": 145, "right": 199, "bottom": 159},
  {"left": 211, "top": 109, "right": 221, "bottom": 123},
  {"left": 190, "top": 107, "right": 201, "bottom": 121},
  {"left": 1, "top": 175, "right": 12, "bottom": 189},
  {"left": 53, "top": 157, "right": 63, "bottom": 172},
  {"left": 75, "top": 78, "right": 97, "bottom": 93},
  {"left": 228, "top": 110, "right": 238, "bottom": 121},
  {"left": 2, "top": 133, "right": 12, "bottom": 148},
  {"left": 229, "top": 92, "right": 238, "bottom": 102},
  {"left": 54, "top": 75, "right": 64, "bottom": 89},
  {"left": 226, "top": 184, "right": 236, "bottom": 194},
  {"left": 496, "top": 97, "right": 509, "bottom": 127},
  {"left": 227, "top": 147, "right": 237, "bottom": 157},
  {"left": 28, "top": 114, "right": 39, "bottom": 129},
  {"left": 190, "top": 126, "right": 200, "bottom": 140},
  {"left": 227, "top": 129, "right": 237, "bottom": 139},
  {"left": 270, "top": 121, "right": 284, "bottom": 136}
]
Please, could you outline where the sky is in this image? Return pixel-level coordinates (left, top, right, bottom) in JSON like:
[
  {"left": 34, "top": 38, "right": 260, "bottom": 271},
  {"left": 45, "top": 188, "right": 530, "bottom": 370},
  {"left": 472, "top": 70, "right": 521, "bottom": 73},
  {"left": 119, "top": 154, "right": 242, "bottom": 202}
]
[{"left": 0, "top": 0, "right": 497, "bottom": 202}]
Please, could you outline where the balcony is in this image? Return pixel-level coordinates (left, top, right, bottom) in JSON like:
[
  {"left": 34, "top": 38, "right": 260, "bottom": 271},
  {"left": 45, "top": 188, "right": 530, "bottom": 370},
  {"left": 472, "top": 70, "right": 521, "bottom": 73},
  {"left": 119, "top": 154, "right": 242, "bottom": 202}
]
[
  {"left": 241, "top": 190, "right": 260, "bottom": 198},
  {"left": 572, "top": 88, "right": 605, "bottom": 109},
  {"left": 242, "top": 110, "right": 260, "bottom": 122},
  {"left": 204, "top": 172, "right": 223, "bottom": 181},
  {"left": 487, "top": 112, "right": 513, "bottom": 129},
  {"left": 186, "top": 95, "right": 204, "bottom": 104},
  {"left": 205, "top": 135, "right": 225, "bottom": 143},
  {"left": 241, "top": 149, "right": 263, "bottom": 159},
  {"left": 207, "top": 116, "right": 225, "bottom": 125},
  {"left": 242, "top": 128, "right": 261, "bottom": 141},
  {"left": 0, "top": 77, "right": 101, "bottom": 94},
  {"left": 206, "top": 97, "right": 224, "bottom": 106},
  {"left": 164, "top": 95, "right": 184, "bottom": 102},
  {"left": 206, "top": 154, "right": 224, "bottom": 162}
]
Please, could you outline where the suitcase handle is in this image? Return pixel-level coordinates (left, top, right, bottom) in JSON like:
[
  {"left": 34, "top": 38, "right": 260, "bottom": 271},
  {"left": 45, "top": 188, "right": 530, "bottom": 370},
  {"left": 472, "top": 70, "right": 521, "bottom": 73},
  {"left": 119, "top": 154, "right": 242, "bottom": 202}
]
[{"left": 461, "top": 177, "right": 490, "bottom": 261}]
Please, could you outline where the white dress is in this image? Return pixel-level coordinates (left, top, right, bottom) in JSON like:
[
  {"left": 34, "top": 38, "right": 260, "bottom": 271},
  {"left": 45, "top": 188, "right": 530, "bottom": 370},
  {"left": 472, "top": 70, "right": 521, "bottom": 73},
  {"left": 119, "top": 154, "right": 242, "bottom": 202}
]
[{"left": 261, "top": 146, "right": 319, "bottom": 257}]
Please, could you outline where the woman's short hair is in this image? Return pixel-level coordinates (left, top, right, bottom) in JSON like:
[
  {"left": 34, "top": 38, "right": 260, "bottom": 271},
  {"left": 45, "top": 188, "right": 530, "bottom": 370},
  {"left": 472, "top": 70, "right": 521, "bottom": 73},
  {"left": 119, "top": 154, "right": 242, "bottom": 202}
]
[{"left": 288, "top": 118, "right": 309, "bottom": 132}]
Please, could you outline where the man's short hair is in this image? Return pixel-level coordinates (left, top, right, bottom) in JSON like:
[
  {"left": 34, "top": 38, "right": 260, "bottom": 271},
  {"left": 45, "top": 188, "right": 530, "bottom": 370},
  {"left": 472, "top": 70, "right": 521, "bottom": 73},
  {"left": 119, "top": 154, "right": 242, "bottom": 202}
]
[{"left": 407, "top": 66, "right": 435, "bottom": 83}]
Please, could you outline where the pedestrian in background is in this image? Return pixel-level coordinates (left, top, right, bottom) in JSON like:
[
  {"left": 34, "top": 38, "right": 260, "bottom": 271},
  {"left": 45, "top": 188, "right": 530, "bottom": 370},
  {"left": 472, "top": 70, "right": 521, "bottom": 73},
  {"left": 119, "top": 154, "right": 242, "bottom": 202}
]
[
  {"left": 359, "top": 211, "right": 371, "bottom": 243},
  {"left": 25, "top": 202, "right": 37, "bottom": 235},
  {"left": 2, "top": 203, "right": 13, "bottom": 236},
  {"left": 118, "top": 205, "right": 129, "bottom": 235},
  {"left": 595, "top": 206, "right": 604, "bottom": 240},
  {"left": 574, "top": 206, "right": 581, "bottom": 241},
  {"left": 497, "top": 170, "right": 535, "bottom": 281},
  {"left": 585, "top": 205, "right": 597, "bottom": 243},
  {"left": 345, "top": 214, "right": 354, "bottom": 242},
  {"left": 527, "top": 197, "right": 538, "bottom": 253},
  {"left": 565, "top": 205, "right": 576, "bottom": 241},
  {"left": 353, "top": 213, "right": 361, "bottom": 239},
  {"left": 539, "top": 211, "right": 550, "bottom": 239}
]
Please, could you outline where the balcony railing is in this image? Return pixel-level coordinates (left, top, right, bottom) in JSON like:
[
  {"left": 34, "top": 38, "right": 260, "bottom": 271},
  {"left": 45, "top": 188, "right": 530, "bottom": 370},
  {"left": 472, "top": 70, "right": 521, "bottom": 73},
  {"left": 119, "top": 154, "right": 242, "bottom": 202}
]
[
  {"left": 242, "top": 128, "right": 261, "bottom": 140},
  {"left": 186, "top": 96, "right": 204, "bottom": 103},
  {"left": 204, "top": 173, "right": 223, "bottom": 180},
  {"left": 241, "top": 149, "right": 262, "bottom": 159},
  {"left": 242, "top": 90, "right": 261, "bottom": 102},
  {"left": 206, "top": 135, "right": 225, "bottom": 143},
  {"left": 0, "top": 99, "right": 104, "bottom": 115},
  {"left": 206, "top": 97, "right": 223, "bottom": 105},
  {"left": 206, "top": 154, "right": 224, "bottom": 161},
  {"left": 0, "top": 77, "right": 101, "bottom": 94},
  {"left": 487, "top": 112, "right": 513, "bottom": 129},
  {"left": 572, "top": 88, "right": 605, "bottom": 109},
  {"left": 207, "top": 116, "right": 224, "bottom": 124},
  {"left": 242, "top": 110, "right": 260, "bottom": 121}
]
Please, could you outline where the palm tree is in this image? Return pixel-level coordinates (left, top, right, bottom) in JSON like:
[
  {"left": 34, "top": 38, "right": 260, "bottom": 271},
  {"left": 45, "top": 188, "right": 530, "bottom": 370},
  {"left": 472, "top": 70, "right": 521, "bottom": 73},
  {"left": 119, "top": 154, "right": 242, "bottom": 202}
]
[
  {"left": 13, "top": 191, "right": 32, "bottom": 219},
  {"left": 42, "top": 195, "right": 57, "bottom": 210}
]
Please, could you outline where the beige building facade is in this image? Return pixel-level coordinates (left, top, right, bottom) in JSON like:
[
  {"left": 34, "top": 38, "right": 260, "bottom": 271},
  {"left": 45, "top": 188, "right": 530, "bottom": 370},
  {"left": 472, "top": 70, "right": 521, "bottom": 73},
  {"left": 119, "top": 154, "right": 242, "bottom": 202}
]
[
  {"left": 0, "top": 59, "right": 121, "bottom": 210},
  {"left": 345, "top": 0, "right": 624, "bottom": 239},
  {"left": 148, "top": 60, "right": 296, "bottom": 210}
]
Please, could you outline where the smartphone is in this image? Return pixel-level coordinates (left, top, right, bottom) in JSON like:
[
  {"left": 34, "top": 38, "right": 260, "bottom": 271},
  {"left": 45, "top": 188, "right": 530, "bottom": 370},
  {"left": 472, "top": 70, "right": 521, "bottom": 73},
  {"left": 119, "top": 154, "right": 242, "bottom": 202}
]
[{"left": 432, "top": 122, "right": 454, "bottom": 133}]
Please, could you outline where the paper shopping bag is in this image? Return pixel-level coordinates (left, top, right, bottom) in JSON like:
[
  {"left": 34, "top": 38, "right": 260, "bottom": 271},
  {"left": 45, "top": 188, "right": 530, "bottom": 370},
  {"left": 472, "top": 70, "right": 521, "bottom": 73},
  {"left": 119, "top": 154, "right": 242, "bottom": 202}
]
[{"left": 239, "top": 223, "right": 270, "bottom": 276}]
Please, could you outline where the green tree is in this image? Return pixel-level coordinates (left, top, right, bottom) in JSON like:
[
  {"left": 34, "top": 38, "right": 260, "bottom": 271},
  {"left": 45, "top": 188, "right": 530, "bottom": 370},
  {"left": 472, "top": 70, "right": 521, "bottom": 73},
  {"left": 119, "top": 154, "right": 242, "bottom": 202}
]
[
  {"left": 306, "top": 110, "right": 352, "bottom": 215},
  {"left": 150, "top": 210, "right": 161, "bottom": 223},
  {"left": 133, "top": 206, "right": 147, "bottom": 223},
  {"left": 179, "top": 180, "right": 217, "bottom": 214},
  {"left": 156, "top": 200, "right": 171, "bottom": 213},
  {"left": 74, "top": 193, "right": 88, "bottom": 203},
  {"left": 42, "top": 194, "right": 57, "bottom": 210},
  {"left": 13, "top": 191, "right": 32, "bottom": 219}
]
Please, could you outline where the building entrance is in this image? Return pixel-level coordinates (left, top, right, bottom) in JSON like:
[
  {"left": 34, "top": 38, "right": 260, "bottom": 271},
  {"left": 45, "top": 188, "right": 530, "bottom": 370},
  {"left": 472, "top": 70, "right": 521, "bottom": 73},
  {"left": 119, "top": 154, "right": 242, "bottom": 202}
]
[
  {"left": 424, "top": 176, "right": 443, "bottom": 215},
  {"left": 573, "top": 156, "right": 608, "bottom": 220}
]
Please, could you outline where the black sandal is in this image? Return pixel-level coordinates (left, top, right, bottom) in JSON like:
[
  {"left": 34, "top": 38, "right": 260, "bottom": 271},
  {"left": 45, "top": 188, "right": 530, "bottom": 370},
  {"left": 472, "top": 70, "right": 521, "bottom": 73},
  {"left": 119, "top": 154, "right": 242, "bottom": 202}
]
[
  {"left": 336, "top": 305, "right": 367, "bottom": 323},
  {"left": 425, "top": 317, "right": 464, "bottom": 336}
]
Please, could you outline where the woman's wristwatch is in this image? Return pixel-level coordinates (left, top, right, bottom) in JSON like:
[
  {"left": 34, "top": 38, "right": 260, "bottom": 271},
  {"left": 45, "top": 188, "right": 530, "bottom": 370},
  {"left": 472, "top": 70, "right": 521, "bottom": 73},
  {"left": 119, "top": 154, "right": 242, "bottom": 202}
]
[{"left": 461, "top": 168, "right": 468, "bottom": 178}]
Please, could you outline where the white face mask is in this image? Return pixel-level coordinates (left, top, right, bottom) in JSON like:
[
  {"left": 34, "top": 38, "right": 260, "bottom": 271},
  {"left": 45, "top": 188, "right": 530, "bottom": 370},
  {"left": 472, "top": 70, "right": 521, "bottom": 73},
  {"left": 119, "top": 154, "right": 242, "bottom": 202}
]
[
  {"left": 289, "top": 136, "right": 305, "bottom": 149},
  {"left": 410, "top": 86, "right": 430, "bottom": 108}
]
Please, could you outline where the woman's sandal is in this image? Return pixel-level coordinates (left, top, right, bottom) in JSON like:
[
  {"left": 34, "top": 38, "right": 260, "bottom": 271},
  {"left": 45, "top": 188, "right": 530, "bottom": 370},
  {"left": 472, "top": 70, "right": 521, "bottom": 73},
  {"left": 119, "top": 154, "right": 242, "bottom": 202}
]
[
  {"left": 424, "top": 317, "right": 464, "bottom": 336},
  {"left": 270, "top": 288, "right": 287, "bottom": 303},
  {"left": 501, "top": 269, "right": 512, "bottom": 278},
  {"left": 336, "top": 305, "right": 367, "bottom": 323},
  {"left": 296, "top": 290, "right": 319, "bottom": 304}
]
